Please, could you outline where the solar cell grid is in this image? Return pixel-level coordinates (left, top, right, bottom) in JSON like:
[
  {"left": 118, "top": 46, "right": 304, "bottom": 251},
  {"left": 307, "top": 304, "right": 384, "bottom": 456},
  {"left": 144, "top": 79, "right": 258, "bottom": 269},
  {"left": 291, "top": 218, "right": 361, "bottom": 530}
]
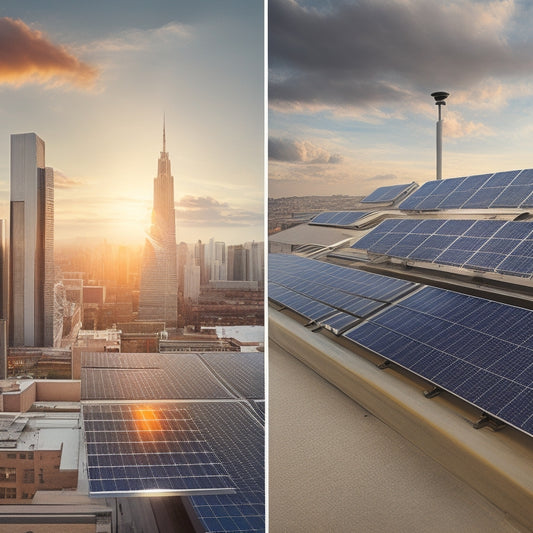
[
  {"left": 81, "top": 354, "right": 233, "bottom": 401},
  {"left": 188, "top": 402, "right": 265, "bottom": 533},
  {"left": 362, "top": 183, "right": 416, "bottom": 203},
  {"left": 309, "top": 210, "right": 370, "bottom": 227},
  {"left": 84, "top": 404, "right": 234, "bottom": 497},
  {"left": 343, "top": 286, "right": 533, "bottom": 437},
  {"left": 199, "top": 353, "right": 264, "bottom": 400},
  {"left": 269, "top": 254, "right": 417, "bottom": 303},
  {"left": 399, "top": 170, "right": 533, "bottom": 210},
  {"left": 352, "top": 219, "right": 533, "bottom": 279}
]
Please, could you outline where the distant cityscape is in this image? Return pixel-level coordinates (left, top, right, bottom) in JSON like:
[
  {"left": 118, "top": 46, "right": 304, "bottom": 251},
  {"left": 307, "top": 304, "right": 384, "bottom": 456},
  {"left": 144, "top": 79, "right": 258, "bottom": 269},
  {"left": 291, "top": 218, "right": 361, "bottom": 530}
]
[{"left": 268, "top": 194, "right": 365, "bottom": 234}]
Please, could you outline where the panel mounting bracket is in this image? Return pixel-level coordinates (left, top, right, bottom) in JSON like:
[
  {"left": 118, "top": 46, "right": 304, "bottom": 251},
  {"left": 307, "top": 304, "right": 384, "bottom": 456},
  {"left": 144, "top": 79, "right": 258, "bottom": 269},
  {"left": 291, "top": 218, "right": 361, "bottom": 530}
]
[
  {"left": 423, "top": 386, "right": 442, "bottom": 399},
  {"left": 377, "top": 360, "right": 391, "bottom": 370},
  {"left": 473, "top": 413, "right": 506, "bottom": 432}
]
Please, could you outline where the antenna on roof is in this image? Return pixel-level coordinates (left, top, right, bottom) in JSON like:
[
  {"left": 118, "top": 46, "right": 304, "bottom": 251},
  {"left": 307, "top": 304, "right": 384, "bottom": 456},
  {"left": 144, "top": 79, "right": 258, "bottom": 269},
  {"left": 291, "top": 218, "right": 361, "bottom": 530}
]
[{"left": 431, "top": 91, "right": 449, "bottom": 180}]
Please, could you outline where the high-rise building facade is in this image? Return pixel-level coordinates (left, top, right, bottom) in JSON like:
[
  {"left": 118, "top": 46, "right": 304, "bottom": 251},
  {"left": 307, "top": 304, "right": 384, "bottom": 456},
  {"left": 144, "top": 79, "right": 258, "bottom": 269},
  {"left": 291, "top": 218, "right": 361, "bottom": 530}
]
[
  {"left": 138, "top": 125, "right": 178, "bottom": 326},
  {"left": 9, "top": 133, "right": 55, "bottom": 347}
]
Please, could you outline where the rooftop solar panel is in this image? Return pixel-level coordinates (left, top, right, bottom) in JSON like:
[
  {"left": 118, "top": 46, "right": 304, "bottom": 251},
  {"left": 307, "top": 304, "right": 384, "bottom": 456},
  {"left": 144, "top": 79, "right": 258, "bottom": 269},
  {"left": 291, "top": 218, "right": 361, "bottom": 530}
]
[
  {"left": 83, "top": 403, "right": 235, "bottom": 497},
  {"left": 187, "top": 402, "right": 265, "bottom": 533},
  {"left": 361, "top": 183, "right": 417, "bottom": 203},
  {"left": 343, "top": 286, "right": 533, "bottom": 437},
  {"left": 352, "top": 219, "right": 533, "bottom": 279},
  {"left": 199, "top": 353, "right": 264, "bottom": 400},
  {"left": 399, "top": 169, "right": 533, "bottom": 210},
  {"left": 81, "top": 353, "right": 233, "bottom": 401},
  {"left": 309, "top": 211, "right": 370, "bottom": 227}
]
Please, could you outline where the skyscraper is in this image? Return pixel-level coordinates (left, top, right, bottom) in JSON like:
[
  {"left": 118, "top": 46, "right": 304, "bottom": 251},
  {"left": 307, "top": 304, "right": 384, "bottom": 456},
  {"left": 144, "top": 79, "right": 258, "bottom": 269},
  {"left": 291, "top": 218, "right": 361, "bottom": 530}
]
[
  {"left": 138, "top": 123, "right": 178, "bottom": 326},
  {"left": 9, "top": 133, "right": 55, "bottom": 347}
]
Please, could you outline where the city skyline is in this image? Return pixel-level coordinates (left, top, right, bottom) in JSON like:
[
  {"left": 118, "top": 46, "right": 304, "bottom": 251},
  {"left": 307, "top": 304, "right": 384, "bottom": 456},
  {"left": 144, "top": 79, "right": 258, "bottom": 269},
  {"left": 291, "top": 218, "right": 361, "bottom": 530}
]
[
  {"left": 269, "top": 0, "right": 533, "bottom": 198},
  {"left": 0, "top": 1, "right": 264, "bottom": 245}
]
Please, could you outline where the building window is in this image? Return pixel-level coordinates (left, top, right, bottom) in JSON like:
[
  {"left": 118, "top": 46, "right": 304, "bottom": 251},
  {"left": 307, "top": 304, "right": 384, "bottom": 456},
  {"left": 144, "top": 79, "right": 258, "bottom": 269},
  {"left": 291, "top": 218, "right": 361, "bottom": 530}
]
[
  {"left": 22, "top": 492, "right": 30, "bottom": 499},
  {"left": 0, "top": 487, "right": 16, "bottom": 499},
  {"left": 23, "top": 469, "right": 34, "bottom": 483},
  {"left": 28, "top": 452, "right": 34, "bottom": 460},
  {"left": 19, "top": 453, "right": 26, "bottom": 459},
  {"left": 0, "top": 467, "right": 17, "bottom": 481},
  {"left": 6, "top": 453, "right": 16, "bottom": 459}
]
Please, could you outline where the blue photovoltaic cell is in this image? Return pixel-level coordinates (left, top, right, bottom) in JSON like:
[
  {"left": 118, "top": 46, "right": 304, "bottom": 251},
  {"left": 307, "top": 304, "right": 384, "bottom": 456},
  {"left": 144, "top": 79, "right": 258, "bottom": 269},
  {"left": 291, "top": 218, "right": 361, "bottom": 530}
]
[
  {"left": 188, "top": 402, "right": 265, "bottom": 533},
  {"left": 352, "top": 218, "right": 533, "bottom": 279},
  {"left": 399, "top": 169, "right": 533, "bottom": 210},
  {"left": 199, "top": 353, "right": 264, "bottom": 400},
  {"left": 84, "top": 404, "right": 235, "bottom": 497},
  {"left": 319, "top": 311, "right": 360, "bottom": 335},
  {"left": 268, "top": 281, "right": 337, "bottom": 322},
  {"left": 81, "top": 353, "right": 233, "bottom": 401},
  {"left": 269, "top": 254, "right": 417, "bottom": 305},
  {"left": 343, "top": 285, "right": 533, "bottom": 437},
  {"left": 362, "top": 183, "right": 416, "bottom": 203},
  {"left": 309, "top": 210, "right": 370, "bottom": 227}
]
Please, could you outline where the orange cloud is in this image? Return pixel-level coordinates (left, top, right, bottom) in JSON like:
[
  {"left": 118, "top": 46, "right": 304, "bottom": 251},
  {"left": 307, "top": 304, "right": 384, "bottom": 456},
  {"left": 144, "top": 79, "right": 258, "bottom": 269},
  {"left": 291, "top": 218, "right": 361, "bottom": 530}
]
[{"left": 0, "top": 17, "right": 98, "bottom": 88}]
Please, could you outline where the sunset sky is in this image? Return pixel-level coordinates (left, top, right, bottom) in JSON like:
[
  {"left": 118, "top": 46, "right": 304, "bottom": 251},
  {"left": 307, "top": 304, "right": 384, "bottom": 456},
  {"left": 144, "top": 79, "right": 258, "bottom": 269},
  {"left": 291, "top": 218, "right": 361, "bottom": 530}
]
[
  {"left": 0, "top": 1, "right": 263, "bottom": 245},
  {"left": 269, "top": 0, "right": 533, "bottom": 198}
]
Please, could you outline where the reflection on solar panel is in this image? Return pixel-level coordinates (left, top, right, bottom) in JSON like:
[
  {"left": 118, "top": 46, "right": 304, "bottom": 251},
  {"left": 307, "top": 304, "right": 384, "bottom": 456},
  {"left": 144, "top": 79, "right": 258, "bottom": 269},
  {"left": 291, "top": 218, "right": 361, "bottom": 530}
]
[
  {"left": 199, "top": 353, "right": 264, "bottom": 399},
  {"left": 84, "top": 404, "right": 235, "bottom": 497},
  {"left": 188, "top": 402, "right": 265, "bottom": 532},
  {"left": 399, "top": 169, "right": 533, "bottom": 210},
  {"left": 81, "top": 353, "right": 233, "bottom": 400},
  {"left": 352, "top": 219, "right": 533, "bottom": 278},
  {"left": 344, "top": 286, "right": 533, "bottom": 437},
  {"left": 81, "top": 352, "right": 265, "bottom": 532},
  {"left": 309, "top": 210, "right": 371, "bottom": 227},
  {"left": 362, "top": 183, "right": 417, "bottom": 204}
]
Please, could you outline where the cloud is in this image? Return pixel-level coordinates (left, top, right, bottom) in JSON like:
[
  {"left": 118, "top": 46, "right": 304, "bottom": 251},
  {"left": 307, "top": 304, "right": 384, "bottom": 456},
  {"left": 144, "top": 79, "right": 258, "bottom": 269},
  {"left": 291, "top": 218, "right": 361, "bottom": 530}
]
[
  {"left": 53, "top": 169, "right": 85, "bottom": 189},
  {"left": 269, "top": 137, "right": 343, "bottom": 163},
  {"left": 269, "top": 0, "right": 533, "bottom": 113},
  {"left": 175, "top": 195, "right": 262, "bottom": 227},
  {"left": 444, "top": 111, "right": 493, "bottom": 138},
  {"left": 85, "top": 22, "right": 192, "bottom": 53},
  {"left": 0, "top": 17, "right": 99, "bottom": 89}
]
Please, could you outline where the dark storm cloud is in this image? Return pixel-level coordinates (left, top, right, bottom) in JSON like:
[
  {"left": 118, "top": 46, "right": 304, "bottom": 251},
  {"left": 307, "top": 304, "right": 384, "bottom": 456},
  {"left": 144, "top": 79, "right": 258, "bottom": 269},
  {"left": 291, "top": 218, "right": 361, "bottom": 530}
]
[
  {"left": 269, "top": 0, "right": 532, "bottom": 109},
  {"left": 269, "top": 137, "right": 343, "bottom": 163}
]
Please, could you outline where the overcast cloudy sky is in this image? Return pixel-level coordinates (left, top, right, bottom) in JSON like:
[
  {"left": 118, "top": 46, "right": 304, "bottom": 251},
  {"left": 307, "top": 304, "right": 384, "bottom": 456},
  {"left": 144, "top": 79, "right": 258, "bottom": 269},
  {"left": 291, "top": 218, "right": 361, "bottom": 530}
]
[
  {"left": 269, "top": 0, "right": 533, "bottom": 197},
  {"left": 0, "top": 1, "right": 263, "bottom": 245}
]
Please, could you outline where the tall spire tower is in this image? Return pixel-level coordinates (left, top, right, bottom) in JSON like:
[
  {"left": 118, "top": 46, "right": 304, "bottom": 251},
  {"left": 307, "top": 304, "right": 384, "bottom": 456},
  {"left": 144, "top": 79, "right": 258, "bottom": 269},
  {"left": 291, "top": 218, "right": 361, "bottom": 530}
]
[{"left": 138, "top": 120, "right": 178, "bottom": 326}]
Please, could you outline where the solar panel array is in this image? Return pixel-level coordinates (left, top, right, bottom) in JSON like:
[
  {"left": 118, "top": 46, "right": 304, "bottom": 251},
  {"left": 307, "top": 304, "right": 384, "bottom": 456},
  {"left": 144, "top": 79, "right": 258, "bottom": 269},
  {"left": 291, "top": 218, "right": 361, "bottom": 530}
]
[
  {"left": 84, "top": 404, "right": 234, "bottom": 497},
  {"left": 352, "top": 219, "right": 533, "bottom": 278},
  {"left": 81, "top": 353, "right": 232, "bottom": 400},
  {"left": 81, "top": 352, "right": 264, "bottom": 532},
  {"left": 188, "top": 402, "right": 265, "bottom": 532},
  {"left": 399, "top": 169, "right": 533, "bottom": 210},
  {"left": 362, "top": 183, "right": 416, "bottom": 204},
  {"left": 269, "top": 254, "right": 418, "bottom": 334},
  {"left": 199, "top": 353, "right": 264, "bottom": 400},
  {"left": 309, "top": 210, "right": 371, "bottom": 227},
  {"left": 343, "top": 286, "right": 533, "bottom": 437}
]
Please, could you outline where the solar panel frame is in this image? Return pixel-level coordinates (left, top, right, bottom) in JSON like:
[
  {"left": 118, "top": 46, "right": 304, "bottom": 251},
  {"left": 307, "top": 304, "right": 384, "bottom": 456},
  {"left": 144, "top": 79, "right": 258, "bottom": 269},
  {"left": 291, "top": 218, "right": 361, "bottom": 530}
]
[
  {"left": 84, "top": 403, "right": 236, "bottom": 497},
  {"left": 343, "top": 286, "right": 533, "bottom": 437},
  {"left": 353, "top": 218, "right": 533, "bottom": 279},
  {"left": 309, "top": 210, "right": 370, "bottom": 227},
  {"left": 361, "top": 183, "right": 416, "bottom": 203},
  {"left": 398, "top": 170, "right": 533, "bottom": 210}
]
